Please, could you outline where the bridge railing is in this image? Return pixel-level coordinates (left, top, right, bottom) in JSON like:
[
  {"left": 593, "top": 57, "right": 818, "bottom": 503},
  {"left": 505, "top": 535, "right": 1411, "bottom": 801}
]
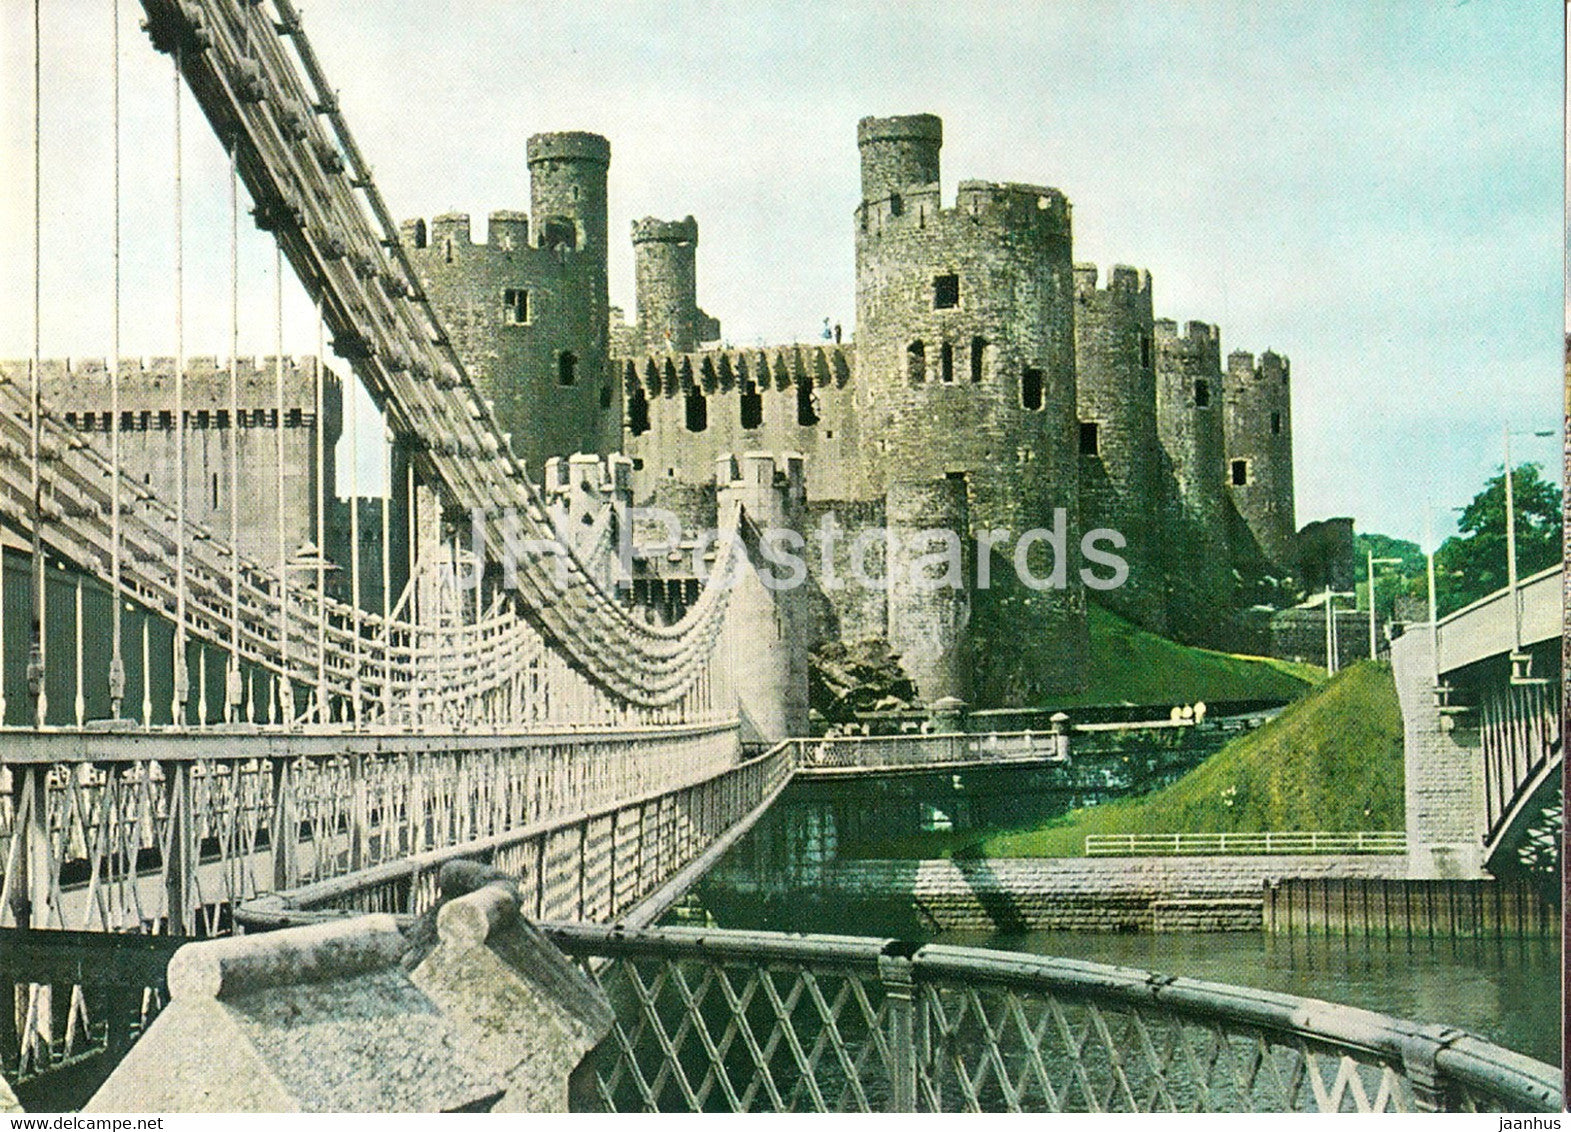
[
  {"left": 542, "top": 922, "right": 1560, "bottom": 1113},
  {"left": 0, "top": 722, "right": 740, "bottom": 938},
  {"left": 797, "top": 731, "right": 1069, "bottom": 772},
  {"left": 235, "top": 739, "right": 794, "bottom": 931},
  {"left": 1084, "top": 832, "right": 1408, "bottom": 857}
]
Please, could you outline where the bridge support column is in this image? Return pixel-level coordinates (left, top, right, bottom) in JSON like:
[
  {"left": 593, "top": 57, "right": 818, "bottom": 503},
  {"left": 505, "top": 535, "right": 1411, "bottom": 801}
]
[{"left": 1390, "top": 629, "right": 1487, "bottom": 879}]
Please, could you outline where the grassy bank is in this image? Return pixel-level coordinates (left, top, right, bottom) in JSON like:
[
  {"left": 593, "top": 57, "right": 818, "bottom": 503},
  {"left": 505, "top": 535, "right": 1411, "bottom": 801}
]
[
  {"left": 983, "top": 660, "right": 1406, "bottom": 857},
  {"left": 1043, "top": 604, "right": 1323, "bottom": 709}
]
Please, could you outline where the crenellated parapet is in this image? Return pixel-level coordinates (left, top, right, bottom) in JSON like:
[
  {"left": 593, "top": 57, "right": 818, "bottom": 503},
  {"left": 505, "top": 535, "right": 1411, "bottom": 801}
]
[
  {"left": 0, "top": 356, "right": 339, "bottom": 426},
  {"left": 615, "top": 342, "right": 853, "bottom": 398}
]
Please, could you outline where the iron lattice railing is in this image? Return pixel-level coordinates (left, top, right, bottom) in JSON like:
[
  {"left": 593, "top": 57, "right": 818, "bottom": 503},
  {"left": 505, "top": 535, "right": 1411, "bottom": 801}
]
[{"left": 544, "top": 924, "right": 1561, "bottom": 1114}]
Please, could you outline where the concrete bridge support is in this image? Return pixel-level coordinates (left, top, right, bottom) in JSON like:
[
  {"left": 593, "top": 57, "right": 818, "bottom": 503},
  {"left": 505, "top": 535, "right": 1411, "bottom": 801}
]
[{"left": 1390, "top": 630, "right": 1487, "bottom": 879}]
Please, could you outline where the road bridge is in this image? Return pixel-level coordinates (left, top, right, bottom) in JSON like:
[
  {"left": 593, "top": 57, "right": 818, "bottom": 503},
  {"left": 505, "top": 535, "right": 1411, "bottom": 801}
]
[{"left": 1390, "top": 563, "right": 1561, "bottom": 879}]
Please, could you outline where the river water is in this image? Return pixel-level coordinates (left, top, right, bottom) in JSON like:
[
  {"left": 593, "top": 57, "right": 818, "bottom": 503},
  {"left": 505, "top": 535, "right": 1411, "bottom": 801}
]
[{"left": 685, "top": 776, "right": 1562, "bottom": 1068}]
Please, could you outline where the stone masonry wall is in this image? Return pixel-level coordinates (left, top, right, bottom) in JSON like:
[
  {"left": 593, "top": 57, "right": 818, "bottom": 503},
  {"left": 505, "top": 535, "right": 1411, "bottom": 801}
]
[
  {"left": 742, "top": 854, "right": 1406, "bottom": 932},
  {"left": 1073, "top": 263, "right": 1165, "bottom": 632}
]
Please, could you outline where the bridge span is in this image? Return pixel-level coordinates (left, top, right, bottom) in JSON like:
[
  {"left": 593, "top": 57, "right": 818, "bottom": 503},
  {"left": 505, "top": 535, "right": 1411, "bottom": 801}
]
[{"left": 1391, "top": 563, "right": 1561, "bottom": 879}]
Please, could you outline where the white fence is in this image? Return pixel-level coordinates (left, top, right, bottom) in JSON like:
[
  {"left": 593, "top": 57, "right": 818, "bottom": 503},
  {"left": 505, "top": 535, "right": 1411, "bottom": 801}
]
[{"left": 1084, "top": 831, "right": 1407, "bottom": 857}]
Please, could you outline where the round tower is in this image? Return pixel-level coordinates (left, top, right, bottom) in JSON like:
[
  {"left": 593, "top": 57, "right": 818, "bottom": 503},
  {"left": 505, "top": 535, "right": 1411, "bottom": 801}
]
[
  {"left": 1223, "top": 349, "right": 1296, "bottom": 571},
  {"left": 1073, "top": 263, "right": 1164, "bottom": 632},
  {"left": 1154, "top": 318, "right": 1232, "bottom": 641},
  {"left": 633, "top": 216, "right": 700, "bottom": 353},
  {"left": 854, "top": 113, "right": 1085, "bottom": 703},
  {"left": 526, "top": 131, "right": 610, "bottom": 256},
  {"left": 857, "top": 114, "right": 942, "bottom": 206},
  {"left": 887, "top": 475, "right": 971, "bottom": 705}
]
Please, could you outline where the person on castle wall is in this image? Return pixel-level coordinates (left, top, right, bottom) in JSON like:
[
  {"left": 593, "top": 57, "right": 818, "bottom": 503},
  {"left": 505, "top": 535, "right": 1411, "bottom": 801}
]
[
  {"left": 834, "top": 322, "right": 843, "bottom": 344},
  {"left": 821, "top": 317, "right": 833, "bottom": 341}
]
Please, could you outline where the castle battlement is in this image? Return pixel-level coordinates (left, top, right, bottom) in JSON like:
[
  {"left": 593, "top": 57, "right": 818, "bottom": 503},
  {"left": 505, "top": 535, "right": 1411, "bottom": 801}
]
[
  {"left": 544, "top": 452, "right": 633, "bottom": 501},
  {"left": 859, "top": 179, "right": 1070, "bottom": 243},
  {"left": 715, "top": 450, "right": 806, "bottom": 493},
  {"left": 632, "top": 215, "right": 697, "bottom": 245},
  {"left": 1, "top": 355, "right": 330, "bottom": 392},
  {"left": 526, "top": 131, "right": 611, "bottom": 167},
  {"left": 618, "top": 343, "right": 853, "bottom": 397},
  {"left": 1074, "top": 262, "right": 1152, "bottom": 300}
]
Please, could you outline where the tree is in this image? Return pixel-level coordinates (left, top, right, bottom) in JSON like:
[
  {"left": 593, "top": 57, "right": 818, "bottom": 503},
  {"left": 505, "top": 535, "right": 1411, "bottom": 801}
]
[{"left": 1431, "top": 462, "right": 1562, "bottom": 616}]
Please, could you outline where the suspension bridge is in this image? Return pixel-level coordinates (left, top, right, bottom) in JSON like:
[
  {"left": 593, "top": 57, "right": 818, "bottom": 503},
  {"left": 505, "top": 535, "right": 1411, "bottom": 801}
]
[{"left": 0, "top": 0, "right": 1560, "bottom": 1113}]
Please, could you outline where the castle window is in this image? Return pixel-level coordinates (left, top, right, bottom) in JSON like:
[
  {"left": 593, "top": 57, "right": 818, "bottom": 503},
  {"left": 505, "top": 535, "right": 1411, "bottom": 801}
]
[
  {"left": 121, "top": 411, "right": 134, "bottom": 431},
  {"left": 557, "top": 351, "right": 578, "bottom": 386},
  {"left": 685, "top": 384, "right": 708, "bottom": 432},
  {"left": 1194, "top": 379, "right": 1211, "bottom": 408},
  {"left": 740, "top": 380, "right": 763, "bottom": 429},
  {"left": 503, "top": 288, "right": 530, "bottom": 325},
  {"left": 541, "top": 218, "right": 576, "bottom": 251},
  {"left": 1021, "top": 366, "right": 1044, "bottom": 411},
  {"left": 889, "top": 193, "right": 904, "bottom": 217},
  {"left": 138, "top": 411, "right": 150, "bottom": 431},
  {"left": 600, "top": 384, "right": 612, "bottom": 410},
  {"left": 797, "top": 373, "right": 819, "bottom": 426},
  {"left": 211, "top": 472, "right": 220, "bottom": 509},
  {"left": 1271, "top": 411, "right": 1283, "bottom": 435},
  {"left": 1231, "top": 459, "right": 1249, "bottom": 486},
  {"left": 933, "top": 273, "right": 960, "bottom": 310},
  {"left": 443, "top": 239, "right": 453, "bottom": 264},
  {"left": 1079, "top": 421, "right": 1100, "bottom": 457},
  {"left": 907, "top": 340, "right": 926, "bottom": 385},
  {"left": 1140, "top": 335, "right": 1152, "bottom": 369},
  {"left": 286, "top": 408, "right": 303, "bottom": 428},
  {"left": 158, "top": 410, "right": 173, "bottom": 430},
  {"left": 195, "top": 410, "right": 209, "bottom": 429},
  {"left": 970, "top": 336, "right": 987, "bottom": 383},
  {"left": 628, "top": 384, "right": 650, "bottom": 435},
  {"left": 940, "top": 341, "right": 954, "bottom": 383},
  {"left": 216, "top": 409, "right": 229, "bottom": 429}
]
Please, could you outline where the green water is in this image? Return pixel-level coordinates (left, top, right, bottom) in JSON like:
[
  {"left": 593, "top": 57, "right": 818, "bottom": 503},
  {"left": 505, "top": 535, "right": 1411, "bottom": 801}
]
[{"left": 936, "top": 928, "right": 1562, "bottom": 1068}]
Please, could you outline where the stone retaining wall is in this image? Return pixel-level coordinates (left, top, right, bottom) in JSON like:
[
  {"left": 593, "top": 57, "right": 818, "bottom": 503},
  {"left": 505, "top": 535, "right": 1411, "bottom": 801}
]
[{"left": 717, "top": 854, "right": 1408, "bottom": 933}]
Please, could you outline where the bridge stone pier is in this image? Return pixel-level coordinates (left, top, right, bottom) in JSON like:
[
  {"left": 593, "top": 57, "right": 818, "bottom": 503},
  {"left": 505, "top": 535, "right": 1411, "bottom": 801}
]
[{"left": 1391, "top": 564, "right": 1561, "bottom": 880}]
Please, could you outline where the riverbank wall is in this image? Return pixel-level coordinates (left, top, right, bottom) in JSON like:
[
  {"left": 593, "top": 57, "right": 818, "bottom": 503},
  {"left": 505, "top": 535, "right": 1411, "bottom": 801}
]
[{"left": 701, "top": 854, "right": 1409, "bottom": 933}]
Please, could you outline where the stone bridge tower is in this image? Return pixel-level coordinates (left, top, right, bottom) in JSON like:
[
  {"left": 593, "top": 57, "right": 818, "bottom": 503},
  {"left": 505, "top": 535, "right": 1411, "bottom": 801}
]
[
  {"left": 1073, "top": 263, "right": 1165, "bottom": 633},
  {"left": 1224, "top": 349, "right": 1296, "bottom": 572},
  {"left": 853, "top": 113, "right": 1086, "bottom": 703}
]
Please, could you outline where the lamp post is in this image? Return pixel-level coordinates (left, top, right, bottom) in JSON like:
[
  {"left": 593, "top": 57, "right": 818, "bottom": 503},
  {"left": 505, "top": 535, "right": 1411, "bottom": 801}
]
[
  {"left": 1366, "top": 553, "right": 1401, "bottom": 660},
  {"left": 1502, "top": 427, "right": 1554, "bottom": 656},
  {"left": 1323, "top": 588, "right": 1355, "bottom": 675}
]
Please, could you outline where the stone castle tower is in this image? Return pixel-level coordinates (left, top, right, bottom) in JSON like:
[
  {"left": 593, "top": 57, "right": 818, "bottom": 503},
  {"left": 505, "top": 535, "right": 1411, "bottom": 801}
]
[
  {"left": 1224, "top": 349, "right": 1296, "bottom": 570},
  {"left": 1073, "top": 264, "right": 1165, "bottom": 633},
  {"left": 852, "top": 113, "right": 1087, "bottom": 701},
  {"left": 631, "top": 216, "right": 721, "bottom": 354},
  {"left": 1153, "top": 319, "right": 1233, "bottom": 638},
  {"left": 401, "top": 131, "right": 619, "bottom": 478}
]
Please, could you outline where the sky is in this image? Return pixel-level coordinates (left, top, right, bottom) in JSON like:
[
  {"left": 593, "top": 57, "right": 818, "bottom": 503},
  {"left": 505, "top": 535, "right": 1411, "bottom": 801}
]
[{"left": 0, "top": 1, "right": 1562, "bottom": 543}]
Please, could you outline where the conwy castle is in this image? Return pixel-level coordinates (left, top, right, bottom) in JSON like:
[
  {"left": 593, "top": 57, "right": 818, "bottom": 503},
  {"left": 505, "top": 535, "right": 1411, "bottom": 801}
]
[{"left": 25, "top": 114, "right": 1336, "bottom": 712}]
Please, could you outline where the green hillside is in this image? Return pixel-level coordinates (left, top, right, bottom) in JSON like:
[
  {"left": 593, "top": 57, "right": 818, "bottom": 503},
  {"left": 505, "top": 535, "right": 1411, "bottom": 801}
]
[
  {"left": 986, "top": 660, "right": 1406, "bottom": 857},
  {"left": 1044, "top": 604, "right": 1323, "bottom": 708}
]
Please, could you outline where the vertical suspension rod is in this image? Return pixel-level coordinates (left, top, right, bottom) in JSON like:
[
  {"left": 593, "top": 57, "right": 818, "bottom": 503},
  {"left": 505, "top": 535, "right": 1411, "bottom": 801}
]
[
  {"left": 173, "top": 46, "right": 189, "bottom": 726},
  {"left": 275, "top": 247, "right": 289, "bottom": 727},
  {"left": 109, "top": 0, "right": 125, "bottom": 721},
  {"left": 28, "top": 0, "right": 47, "bottom": 729}
]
